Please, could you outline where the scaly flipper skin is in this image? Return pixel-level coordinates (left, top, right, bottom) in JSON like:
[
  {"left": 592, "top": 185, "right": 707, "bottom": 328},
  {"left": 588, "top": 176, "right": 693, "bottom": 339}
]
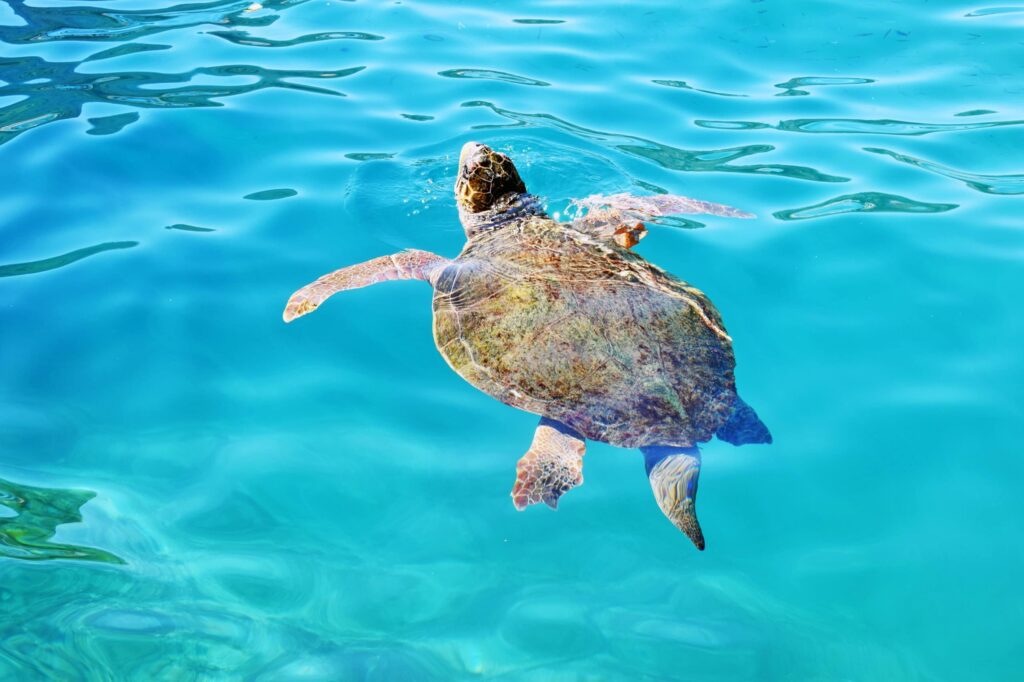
[
  {"left": 511, "top": 418, "right": 586, "bottom": 510},
  {"left": 571, "top": 193, "right": 755, "bottom": 248},
  {"left": 283, "top": 249, "right": 449, "bottom": 322},
  {"left": 642, "top": 446, "right": 705, "bottom": 550}
]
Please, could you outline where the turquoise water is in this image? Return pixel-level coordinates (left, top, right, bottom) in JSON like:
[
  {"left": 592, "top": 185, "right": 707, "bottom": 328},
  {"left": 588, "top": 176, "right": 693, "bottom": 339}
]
[{"left": 2, "top": 0, "right": 1023, "bottom": 678}]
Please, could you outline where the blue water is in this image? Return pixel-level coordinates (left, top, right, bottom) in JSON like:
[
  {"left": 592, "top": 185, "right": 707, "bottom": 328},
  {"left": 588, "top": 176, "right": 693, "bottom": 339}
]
[{"left": 2, "top": 0, "right": 1023, "bottom": 678}]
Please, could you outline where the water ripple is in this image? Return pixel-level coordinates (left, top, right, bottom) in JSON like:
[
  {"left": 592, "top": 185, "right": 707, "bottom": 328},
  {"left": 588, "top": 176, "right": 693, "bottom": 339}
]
[
  {"left": 955, "top": 109, "right": 998, "bottom": 117},
  {"left": 696, "top": 117, "right": 1024, "bottom": 136},
  {"left": 207, "top": 28, "right": 383, "bottom": 47},
  {"left": 0, "top": 241, "right": 138, "bottom": 278},
  {"left": 344, "top": 152, "right": 395, "bottom": 161},
  {"left": 86, "top": 111, "right": 139, "bottom": 135},
  {"left": 651, "top": 79, "right": 746, "bottom": 98},
  {"left": 3, "top": 0, "right": 1022, "bottom": 677},
  {"left": 438, "top": 68, "right": 550, "bottom": 87},
  {"left": 0, "top": 56, "right": 363, "bottom": 146},
  {"left": 774, "top": 192, "right": 958, "bottom": 221},
  {"left": 773, "top": 76, "right": 875, "bottom": 97},
  {"left": 464, "top": 100, "right": 848, "bottom": 182},
  {"left": 653, "top": 75, "right": 876, "bottom": 99},
  {"left": 166, "top": 223, "right": 215, "bottom": 232},
  {"left": 865, "top": 147, "right": 1024, "bottom": 195},
  {"left": 83, "top": 43, "right": 172, "bottom": 63},
  {"left": 964, "top": 6, "right": 1024, "bottom": 17},
  {"left": 0, "top": 0, "right": 304, "bottom": 44},
  {"left": 0, "top": 478, "right": 123, "bottom": 563},
  {"left": 512, "top": 18, "right": 566, "bottom": 25},
  {"left": 243, "top": 188, "right": 297, "bottom": 200}
]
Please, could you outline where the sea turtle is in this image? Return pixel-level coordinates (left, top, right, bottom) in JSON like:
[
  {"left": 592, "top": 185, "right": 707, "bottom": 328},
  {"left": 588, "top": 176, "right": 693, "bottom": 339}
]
[{"left": 283, "top": 142, "right": 771, "bottom": 550}]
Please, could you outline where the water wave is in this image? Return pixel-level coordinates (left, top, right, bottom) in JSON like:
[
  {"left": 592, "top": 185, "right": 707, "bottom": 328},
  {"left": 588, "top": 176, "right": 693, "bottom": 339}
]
[
  {"left": 865, "top": 147, "right": 1024, "bottom": 195},
  {"left": 0, "top": 56, "right": 364, "bottom": 146},
  {"left": 0, "top": 242, "right": 138, "bottom": 278},
  {"left": 651, "top": 79, "right": 746, "bottom": 98},
  {"left": 438, "top": 68, "right": 550, "bottom": 87},
  {"left": 512, "top": 18, "right": 566, "bottom": 24},
  {"left": 464, "top": 101, "right": 848, "bottom": 182},
  {"left": 0, "top": 0, "right": 306, "bottom": 44},
  {"left": 243, "top": 188, "right": 298, "bottom": 200},
  {"left": 86, "top": 112, "right": 140, "bottom": 135},
  {"left": 207, "top": 28, "right": 383, "bottom": 47},
  {"left": 696, "top": 117, "right": 1024, "bottom": 136},
  {"left": 964, "top": 6, "right": 1024, "bottom": 17},
  {"left": 774, "top": 192, "right": 958, "bottom": 221},
  {"left": 773, "top": 76, "right": 876, "bottom": 97},
  {"left": 3, "top": 0, "right": 1022, "bottom": 678},
  {"left": 166, "top": 223, "right": 216, "bottom": 232}
]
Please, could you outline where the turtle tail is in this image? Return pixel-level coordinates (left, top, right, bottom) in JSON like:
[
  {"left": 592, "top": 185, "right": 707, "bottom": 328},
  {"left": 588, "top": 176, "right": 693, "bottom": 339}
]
[{"left": 716, "top": 396, "right": 772, "bottom": 446}]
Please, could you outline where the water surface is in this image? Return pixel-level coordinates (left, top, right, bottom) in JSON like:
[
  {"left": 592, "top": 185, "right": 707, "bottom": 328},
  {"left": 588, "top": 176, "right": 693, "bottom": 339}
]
[{"left": 2, "top": 0, "right": 1023, "bottom": 679}]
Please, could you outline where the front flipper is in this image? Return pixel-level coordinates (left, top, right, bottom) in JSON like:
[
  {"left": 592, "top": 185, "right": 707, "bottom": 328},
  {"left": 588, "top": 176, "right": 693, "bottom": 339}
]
[
  {"left": 571, "top": 193, "right": 755, "bottom": 249},
  {"left": 511, "top": 418, "right": 586, "bottom": 510},
  {"left": 641, "top": 446, "right": 705, "bottom": 550},
  {"left": 283, "top": 249, "right": 449, "bottom": 323}
]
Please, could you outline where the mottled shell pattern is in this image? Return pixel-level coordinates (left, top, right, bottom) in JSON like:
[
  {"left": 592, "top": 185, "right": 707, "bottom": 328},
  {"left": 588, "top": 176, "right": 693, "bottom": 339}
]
[{"left": 433, "top": 144, "right": 740, "bottom": 449}]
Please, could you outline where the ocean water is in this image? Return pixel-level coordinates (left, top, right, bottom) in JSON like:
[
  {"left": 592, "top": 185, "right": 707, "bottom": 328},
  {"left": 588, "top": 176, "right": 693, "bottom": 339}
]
[{"left": 2, "top": 0, "right": 1023, "bottom": 678}]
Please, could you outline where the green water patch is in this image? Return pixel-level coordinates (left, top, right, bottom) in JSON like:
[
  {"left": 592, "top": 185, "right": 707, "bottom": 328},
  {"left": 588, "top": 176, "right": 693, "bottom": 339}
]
[
  {"left": 0, "top": 241, "right": 138, "bottom": 278},
  {"left": 243, "top": 188, "right": 297, "bottom": 200},
  {"left": 774, "top": 192, "right": 958, "bottom": 221},
  {"left": 0, "top": 478, "right": 123, "bottom": 563}
]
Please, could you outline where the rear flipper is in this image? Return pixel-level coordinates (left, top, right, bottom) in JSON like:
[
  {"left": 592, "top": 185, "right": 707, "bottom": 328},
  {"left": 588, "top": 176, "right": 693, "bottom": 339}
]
[
  {"left": 716, "top": 396, "right": 772, "bottom": 446},
  {"left": 511, "top": 418, "right": 586, "bottom": 510},
  {"left": 642, "top": 446, "right": 705, "bottom": 550}
]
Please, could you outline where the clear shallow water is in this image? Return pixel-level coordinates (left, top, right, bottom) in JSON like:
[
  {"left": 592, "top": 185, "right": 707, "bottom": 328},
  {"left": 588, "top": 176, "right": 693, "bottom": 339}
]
[{"left": 2, "top": 0, "right": 1023, "bottom": 678}]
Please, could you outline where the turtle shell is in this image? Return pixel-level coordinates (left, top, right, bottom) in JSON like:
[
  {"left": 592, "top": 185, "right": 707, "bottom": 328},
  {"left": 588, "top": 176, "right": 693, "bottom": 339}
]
[{"left": 432, "top": 215, "right": 738, "bottom": 448}]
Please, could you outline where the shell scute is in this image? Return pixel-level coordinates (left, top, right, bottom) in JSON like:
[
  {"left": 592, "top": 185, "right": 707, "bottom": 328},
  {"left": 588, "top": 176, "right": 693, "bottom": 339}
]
[{"left": 433, "top": 217, "right": 738, "bottom": 448}]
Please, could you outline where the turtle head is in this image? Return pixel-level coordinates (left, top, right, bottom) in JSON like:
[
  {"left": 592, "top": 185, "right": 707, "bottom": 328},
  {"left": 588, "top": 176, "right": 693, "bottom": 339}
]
[{"left": 455, "top": 142, "right": 528, "bottom": 216}]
